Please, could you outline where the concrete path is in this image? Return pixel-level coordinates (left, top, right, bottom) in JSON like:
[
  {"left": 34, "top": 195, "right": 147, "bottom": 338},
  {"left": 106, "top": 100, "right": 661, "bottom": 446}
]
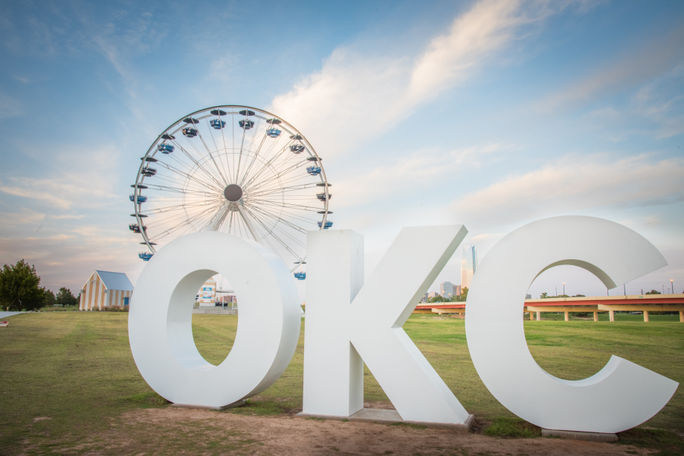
[{"left": 0, "top": 311, "right": 24, "bottom": 319}]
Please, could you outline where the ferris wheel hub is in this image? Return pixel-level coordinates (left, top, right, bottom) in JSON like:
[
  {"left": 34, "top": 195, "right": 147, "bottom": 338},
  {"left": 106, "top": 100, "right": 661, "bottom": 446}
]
[{"left": 224, "top": 184, "right": 243, "bottom": 202}]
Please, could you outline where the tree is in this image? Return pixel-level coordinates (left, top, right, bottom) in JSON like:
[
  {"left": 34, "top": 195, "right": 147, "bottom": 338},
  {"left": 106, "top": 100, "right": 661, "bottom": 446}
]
[
  {"left": 645, "top": 289, "right": 661, "bottom": 295},
  {"left": 540, "top": 292, "right": 549, "bottom": 299},
  {"left": 455, "top": 287, "right": 469, "bottom": 302},
  {"left": 55, "top": 287, "right": 78, "bottom": 306},
  {"left": 43, "top": 288, "right": 56, "bottom": 307},
  {"left": 428, "top": 294, "right": 445, "bottom": 303},
  {"left": 0, "top": 259, "right": 46, "bottom": 311}
]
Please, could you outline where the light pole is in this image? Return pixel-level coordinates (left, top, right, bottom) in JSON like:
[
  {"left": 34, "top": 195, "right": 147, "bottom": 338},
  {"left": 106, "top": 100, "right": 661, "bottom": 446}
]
[
  {"left": 671, "top": 279, "right": 675, "bottom": 294},
  {"left": 562, "top": 282, "right": 566, "bottom": 296}
]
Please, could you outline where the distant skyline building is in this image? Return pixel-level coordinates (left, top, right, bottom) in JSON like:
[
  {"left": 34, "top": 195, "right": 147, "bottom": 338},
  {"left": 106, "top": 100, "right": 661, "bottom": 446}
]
[
  {"left": 426, "top": 291, "right": 440, "bottom": 300},
  {"left": 440, "top": 281, "right": 458, "bottom": 299},
  {"left": 461, "top": 245, "right": 478, "bottom": 289}
]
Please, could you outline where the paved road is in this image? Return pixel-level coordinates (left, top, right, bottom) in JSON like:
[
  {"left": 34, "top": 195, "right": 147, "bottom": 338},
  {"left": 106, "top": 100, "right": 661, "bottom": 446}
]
[{"left": 0, "top": 311, "right": 24, "bottom": 319}]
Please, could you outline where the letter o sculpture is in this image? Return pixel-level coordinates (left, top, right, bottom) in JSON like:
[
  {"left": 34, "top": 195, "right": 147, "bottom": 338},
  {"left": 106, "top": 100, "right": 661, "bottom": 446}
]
[{"left": 128, "top": 231, "right": 301, "bottom": 408}]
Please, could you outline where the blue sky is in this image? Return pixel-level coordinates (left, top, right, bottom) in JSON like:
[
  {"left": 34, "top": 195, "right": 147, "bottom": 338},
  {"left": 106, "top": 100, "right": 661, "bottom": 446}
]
[{"left": 0, "top": 0, "right": 683, "bottom": 297}]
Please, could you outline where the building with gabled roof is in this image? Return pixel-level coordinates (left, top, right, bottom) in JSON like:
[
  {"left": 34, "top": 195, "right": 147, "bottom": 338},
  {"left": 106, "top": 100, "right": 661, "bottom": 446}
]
[{"left": 79, "top": 270, "right": 134, "bottom": 311}]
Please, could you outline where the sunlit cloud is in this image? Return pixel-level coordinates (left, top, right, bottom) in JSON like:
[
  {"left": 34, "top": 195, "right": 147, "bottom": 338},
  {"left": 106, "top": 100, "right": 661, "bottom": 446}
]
[
  {"left": 0, "top": 145, "right": 120, "bottom": 210},
  {"left": 537, "top": 25, "right": 684, "bottom": 113},
  {"left": 0, "top": 91, "right": 22, "bottom": 119},
  {"left": 631, "top": 64, "right": 684, "bottom": 139},
  {"left": 0, "top": 226, "right": 140, "bottom": 292},
  {"left": 450, "top": 155, "right": 684, "bottom": 229},
  {"left": 333, "top": 143, "right": 509, "bottom": 209},
  {"left": 408, "top": 0, "right": 534, "bottom": 102},
  {"left": 271, "top": 0, "right": 555, "bottom": 158}
]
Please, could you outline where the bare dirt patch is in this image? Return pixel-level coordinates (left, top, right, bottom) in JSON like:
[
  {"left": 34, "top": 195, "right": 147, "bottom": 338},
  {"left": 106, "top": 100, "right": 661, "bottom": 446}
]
[{"left": 48, "top": 407, "right": 652, "bottom": 456}]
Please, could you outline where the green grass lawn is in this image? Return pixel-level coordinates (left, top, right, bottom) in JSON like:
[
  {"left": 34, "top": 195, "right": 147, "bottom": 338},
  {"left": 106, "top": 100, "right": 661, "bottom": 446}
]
[{"left": 0, "top": 311, "right": 682, "bottom": 454}]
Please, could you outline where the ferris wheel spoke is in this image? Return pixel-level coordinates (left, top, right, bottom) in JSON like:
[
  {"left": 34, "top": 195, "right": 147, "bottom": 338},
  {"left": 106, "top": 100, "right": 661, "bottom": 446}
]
[
  {"left": 216, "top": 114, "right": 234, "bottom": 183},
  {"left": 271, "top": 158, "right": 311, "bottom": 180},
  {"left": 154, "top": 157, "right": 224, "bottom": 193},
  {"left": 144, "top": 183, "right": 217, "bottom": 197},
  {"left": 250, "top": 200, "right": 318, "bottom": 225},
  {"left": 148, "top": 206, "right": 211, "bottom": 238},
  {"left": 152, "top": 217, "right": 195, "bottom": 242},
  {"left": 246, "top": 174, "right": 313, "bottom": 198},
  {"left": 248, "top": 182, "right": 319, "bottom": 199},
  {"left": 196, "top": 129, "right": 229, "bottom": 186},
  {"left": 250, "top": 199, "right": 315, "bottom": 225},
  {"left": 241, "top": 205, "right": 303, "bottom": 259},
  {"left": 249, "top": 199, "right": 325, "bottom": 212},
  {"left": 144, "top": 198, "right": 220, "bottom": 215},
  {"left": 204, "top": 203, "right": 231, "bottom": 231},
  {"left": 234, "top": 116, "right": 250, "bottom": 183},
  {"left": 250, "top": 207, "right": 317, "bottom": 228},
  {"left": 209, "top": 114, "right": 234, "bottom": 185},
  {"left": 167, "top": 138, "right": 212, "bottom": 178},
  {"left": 235, "top": 205, "right": 259, "bottom": 241},
  {"left": 249, "top": 204, "right": 308, "bottom": 234},
  {"left": 251, "top": 208, "right": 315, "bottom": 229},
  {"left": 244, "top": 159, "right": 310, "bottom": 194},
  {"left": 240, "top": 140, "right": 294, "bottom": 190},
  {"left": 227, "top": 209, "right": 236, "bottom": 234},
  {"left": 238, "top": 132, "right": 269, "bottom": 187},
  {"left": 169, "top": 139, "right": 225, "bottom": 189}
]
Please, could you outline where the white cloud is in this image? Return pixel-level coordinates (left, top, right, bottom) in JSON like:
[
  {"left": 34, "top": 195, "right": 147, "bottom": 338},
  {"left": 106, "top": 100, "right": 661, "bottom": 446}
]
[
  {"left": 0, "top": 180, "right": 74, "bottom": 209},
  {"left": 0, "top": 144, "right": 120, "bottom": 210},
  {"left": 0, "top": 226, "right": 139, "bottom": 292},
  {"left": 408, "top": 0, "right": 531, "bottom": 102},
  {"left": 537, "top": 25, "right": 684, "bottom": 113},
  {"left": 270, "top": 0, "right": 552, "bottom": 158},
  {"left": 333, "top": 143, "right": 508, "bottom": 209},
  {"left": 0, "top": 91, "right": 22, "bottom": 119},
  {"left": 270, "top": 48, "right": 409, "bottom": 157},
  {"left": 631, "top": 64, "right": 684, "bottom": 139},
  {"left": 12, "top": 74, "right": 30, "bottom": 84},
  {"left": 208, "top": 54, "right": 237, "bottom": 84},
  {"left": 450, "top": 155, "right": 684, "bottom": 229}
]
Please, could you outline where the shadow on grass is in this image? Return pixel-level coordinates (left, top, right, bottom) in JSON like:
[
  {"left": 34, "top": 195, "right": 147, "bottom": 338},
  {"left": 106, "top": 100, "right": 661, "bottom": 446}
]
[
  {"left": 226, "top": 398, "right": 297, "bottom": 416},
  {"left": 618, "top": 428, "right": 684, "bottom": 456},
  {"left": 482, "top": 417, "right": 540, "bottom": 438},
  {"left": 121, "top": 391, "right": 169, "bottom": 408}
]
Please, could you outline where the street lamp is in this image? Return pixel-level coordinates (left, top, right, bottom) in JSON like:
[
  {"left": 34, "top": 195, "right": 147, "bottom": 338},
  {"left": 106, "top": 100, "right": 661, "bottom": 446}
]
[
  {"left": 671, "top": 279, "right": 675, "bottom": 294},
  {"left": 562, "top": 282, "right": 566, "bottom": 296}
]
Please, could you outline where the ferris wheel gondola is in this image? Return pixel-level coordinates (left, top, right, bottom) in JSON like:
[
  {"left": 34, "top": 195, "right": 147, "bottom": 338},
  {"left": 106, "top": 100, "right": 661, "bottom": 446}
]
[{"left": 129, "top": 105, "right": 332, "bottom": 277}]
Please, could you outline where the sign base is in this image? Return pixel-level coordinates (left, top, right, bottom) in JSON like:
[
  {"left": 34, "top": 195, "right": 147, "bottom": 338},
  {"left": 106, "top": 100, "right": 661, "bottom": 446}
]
[
  {"left": 298, "top": 409, "right": 475, "bottom": 430},
  {"left": 170, "top": 399, "right": 247, "bottom": 411},
  {"left": 542, "top": 428, "right": 618, "bottom": 442}
]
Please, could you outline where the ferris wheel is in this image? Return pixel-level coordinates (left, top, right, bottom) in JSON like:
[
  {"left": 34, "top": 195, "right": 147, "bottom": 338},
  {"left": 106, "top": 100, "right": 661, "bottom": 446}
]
[{"left": 129, "top": 105, "right": 332, "bottom": 279}]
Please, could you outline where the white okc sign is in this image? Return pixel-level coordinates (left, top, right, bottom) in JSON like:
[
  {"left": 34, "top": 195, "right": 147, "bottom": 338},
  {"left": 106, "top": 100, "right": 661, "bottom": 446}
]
[{"left": 128, "top": 216, "right": 678, "bottom": 433}]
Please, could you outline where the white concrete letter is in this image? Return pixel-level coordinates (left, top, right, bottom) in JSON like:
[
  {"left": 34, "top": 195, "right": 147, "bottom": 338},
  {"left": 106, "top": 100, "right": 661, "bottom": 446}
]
[
  {"left": 466, "top": 216, "right": 678, "bottom": 433},
  {"left": 304, "top": 226, "right": 472, "bottom": 425},
  {"left": 129, "top": 231, "right": 301, "bottom": 408}
]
